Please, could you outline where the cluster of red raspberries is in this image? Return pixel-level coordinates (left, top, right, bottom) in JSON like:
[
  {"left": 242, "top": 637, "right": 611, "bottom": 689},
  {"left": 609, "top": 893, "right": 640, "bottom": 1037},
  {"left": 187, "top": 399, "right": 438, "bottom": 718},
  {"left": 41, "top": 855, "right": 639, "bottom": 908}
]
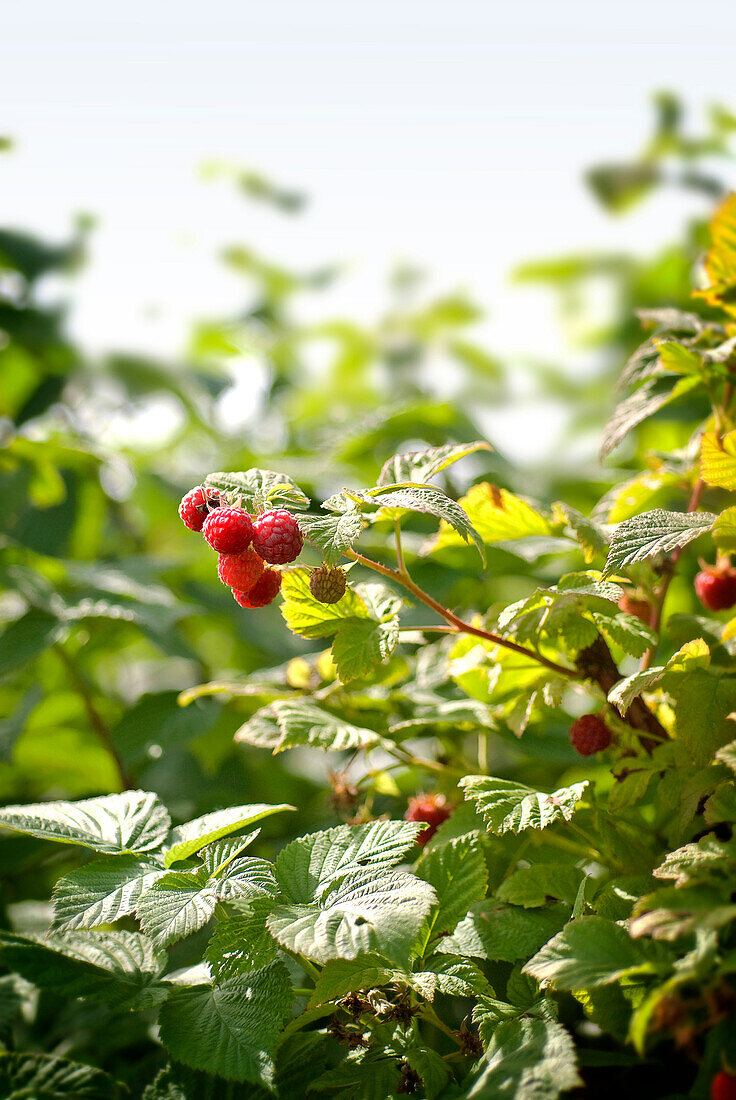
[{"left": 178, "top": 486, "right": 303, "bottom": 608}]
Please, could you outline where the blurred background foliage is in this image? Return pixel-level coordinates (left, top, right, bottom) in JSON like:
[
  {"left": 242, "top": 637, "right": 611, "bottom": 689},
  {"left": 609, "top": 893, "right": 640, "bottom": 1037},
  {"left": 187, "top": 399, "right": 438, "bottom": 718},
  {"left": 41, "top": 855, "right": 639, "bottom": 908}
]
[{"left": 1, "top": 96, "right": 736, "bottom": 1044}]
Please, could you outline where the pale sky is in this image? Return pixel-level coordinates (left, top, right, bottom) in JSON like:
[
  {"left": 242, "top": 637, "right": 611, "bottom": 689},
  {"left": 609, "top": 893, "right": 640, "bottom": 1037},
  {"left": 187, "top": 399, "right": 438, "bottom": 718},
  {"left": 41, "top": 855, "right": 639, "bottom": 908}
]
[{"left": 3, "top": 0, "right": 736, "bottom": 457}]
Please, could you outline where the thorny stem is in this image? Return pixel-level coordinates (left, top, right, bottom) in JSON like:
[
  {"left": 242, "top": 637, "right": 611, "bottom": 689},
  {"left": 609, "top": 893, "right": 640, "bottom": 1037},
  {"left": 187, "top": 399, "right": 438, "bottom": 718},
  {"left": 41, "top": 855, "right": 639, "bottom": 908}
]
[
  {"left": 346, "top": 549, "right": 577, "bottom": 680},
  {"left": 54, "top": 644, "right": 132, "bottom": 791},
  {"left": 349, "top": 548, "right": 670, "bottom": 752}
]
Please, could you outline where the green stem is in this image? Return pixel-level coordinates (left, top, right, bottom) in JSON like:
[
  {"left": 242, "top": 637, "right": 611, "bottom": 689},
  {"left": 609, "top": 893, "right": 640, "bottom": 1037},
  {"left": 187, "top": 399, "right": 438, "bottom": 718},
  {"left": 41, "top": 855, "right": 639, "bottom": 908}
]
[
  {"left": 418, "top": 1004, "right": 462, "bottom": 1046},
  {"left": 394, "top": 518, "right": 407, "bottom": 576},
  {"left": 54, "top": 644, "right": 131, "bottom": 791},
  {"left": 387, "top": 743, "right": 457, "bottom": 776},
  {"left": 477, "top": 729, "right": 490, "bottom": 774},
  {"left": 346, "top": 550, "right": 577, "bottom": 680},
  {"left": 281, "top": 948, "right": 320, "bottom": 983}
]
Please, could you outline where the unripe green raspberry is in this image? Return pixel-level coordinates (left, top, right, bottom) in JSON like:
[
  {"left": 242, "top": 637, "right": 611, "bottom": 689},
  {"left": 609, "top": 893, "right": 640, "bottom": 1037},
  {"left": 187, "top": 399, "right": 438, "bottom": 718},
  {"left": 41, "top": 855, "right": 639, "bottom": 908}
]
[{"left": 309, "top": 566, "right": 347, "bottom": 604}]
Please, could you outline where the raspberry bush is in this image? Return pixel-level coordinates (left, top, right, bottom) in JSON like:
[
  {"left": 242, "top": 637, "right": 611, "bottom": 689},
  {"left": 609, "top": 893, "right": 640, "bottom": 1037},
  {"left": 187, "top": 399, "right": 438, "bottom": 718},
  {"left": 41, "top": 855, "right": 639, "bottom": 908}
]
[{"left": 4, "top": 102, "right": 736, "bottom": 1098}]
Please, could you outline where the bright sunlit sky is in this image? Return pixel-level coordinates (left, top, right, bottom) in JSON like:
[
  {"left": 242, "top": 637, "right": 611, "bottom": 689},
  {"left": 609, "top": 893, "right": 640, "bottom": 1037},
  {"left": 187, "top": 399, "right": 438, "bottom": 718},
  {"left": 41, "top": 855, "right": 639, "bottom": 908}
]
[{"left": 3, "top": 1, "right": 736, "bottom": 456}]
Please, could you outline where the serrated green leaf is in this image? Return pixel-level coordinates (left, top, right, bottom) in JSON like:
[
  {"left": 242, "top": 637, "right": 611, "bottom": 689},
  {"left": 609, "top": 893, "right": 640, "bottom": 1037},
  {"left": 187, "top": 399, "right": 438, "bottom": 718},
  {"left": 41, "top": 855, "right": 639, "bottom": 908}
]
[
  {"left": 713, "top": 506, "right": 736, "bottom": 552},
  {"left": 496, "top": 864, "right": 584, "bottom": 909},
  {"left": 52, "top": 854, "right": 167, "bottom": 932},
  {"left": 417, "top": 955, "right": 493, "bottom": 998},
  {"left": 653, "top": 836, "right": 736, "bottom": 886},
  {"left": 377, "top": 441, "right": 492, "bottom": 487},
  {"left": 274, "top": 820, "right": 425, "bottom": 901},
  {"left": 139, "top": 840, "right": 277, "bottom": 948},
  {"left": 716, "top": 740, "right": 736, "bottom": 774},
  {"left": 0, "top": 1052, "right": 123, "bottom": 1099},
  {"left": 158, "top": 962, "right": 292, "bottom": 1086},
  {"left": 298, "top": 500, "right": 366, "bottom": 564},
  {"left": 600, "top": 375, "right": 699, "bottom": 460},
  {"left": 164, "top": 803, "right": 294, "bottom": 865},
  {"left": 603, "top": 509, "right": 717, "bottom": 577},
  {"left": 307, "top": 954, "right": 400, "bottom": 1006},
  {"left": 280, "top": 567, "right": 369, "bottom": 639},
  {"left": 330, "top": 606, "right": 400, "bottom": 682},
  {"left": 437, "top": 902, "right": 569, "bottom": 963},
  {"left": 310, "top": 1049, "right": 400, "bottom": 1100},
  {"left": 415, "top": 834, "right": 488, "bottom": 952},
  {"left": 523, "top": 916, "right": 657, "bottom": 989},
  {"left": 406, "top": 1044, "right": 451, "bottom": 1100},
  {"left": 462, "top": 1018, "right": 581, "bottom": 1099},
  {"left": 608, "top": 638, "right": 710, "bottom": 713},
  {"left": 433, "top": 482, "right": 550, "bottom": 553},
  {"left": 268, "top": 869, "right": 436, "bottom": 966},
  {"left": 0, "top": 791, "right": 171, "bottom": 854},
  {"left": 0, "top": 929, "right": 168, "bottom": 1008},
  {"left": 281, "top": 570, "right": 402, "bottom": 682},
  {"left": 701, "top": 429, "right": 736, "bottom": 490},
  {"left": 235, "top": 698, "right": 384, "bottom": 754},
  {"left": 590, "top": 609, "right": 656, "bottom": 658},
  {"left": 552, "top": 503, "right": 609, "bottom": 562},
  {"left": 656, "top": 341, "right": 704, "bottom": 376},
  {"left": 204, "top": 469, "right": 309, "bottom": 511},
  {"left": 360, "top": 483, "right": 486, "bottom": 563},
  {"left": 205, "top": 898, "right": 278, "bottom": 982},
  {"left": 460, "top": 776, "right": 588, "bottom": 834}
]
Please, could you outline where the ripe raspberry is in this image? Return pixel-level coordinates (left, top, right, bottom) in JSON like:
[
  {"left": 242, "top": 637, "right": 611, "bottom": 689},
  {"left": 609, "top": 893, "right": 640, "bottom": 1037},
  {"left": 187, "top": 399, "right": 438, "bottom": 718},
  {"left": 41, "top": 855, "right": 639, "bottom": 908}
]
[
  {"left": 712, "top": 1071, "right": 736, "bottom": 1100},
  {"left": 178, "top": 487, "right": 220, "bottom": 532},
  {"left": 405, "top": 794, "right": 452, "bottom": 846},
  {"left": 570, "top": 714, "right": 611, "bottom": 756},
  {"left": 695, "top": 565, "right": 736, "bottom": 612},
  {"left": 618, "top": 593, "right": 651, "bottom": 624},
  {"left": 233, "top": 569, "right": 282, "bottom": 608},
  {"left": 202, "top": 508, "right": 254, "bottom": 553},
  {"left": 310, "top": 566, "right": 347, "bottom": 604},
  {"left": 217, "top": 549, "right": 265, "bottom": 591},
  {"left": 251, "top": 510, "right": 303, "bottom": 564}
]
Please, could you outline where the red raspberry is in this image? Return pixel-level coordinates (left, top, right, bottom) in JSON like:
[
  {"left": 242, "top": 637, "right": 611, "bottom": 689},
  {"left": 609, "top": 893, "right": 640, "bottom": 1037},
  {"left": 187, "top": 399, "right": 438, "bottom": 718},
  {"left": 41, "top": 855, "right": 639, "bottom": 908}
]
[
  {"left": 217, "top": 549, "right": 264, "bottom": 591},
  {"left": 178, "top": 487, "right": 220, "bottom": 532},
  {"left": 618, "top": 593, "right": 651, "bottom": 624},
  {"left": 405, "top": 794, "right": 452, "bottom": 846},
  {"left": 309, "top": 566, "right": 347, "bottom": 604},
  {"left": 233, "top": 569, "right": 282, "bottom": 608},
  {"left": 712, "top": 1071, "right": 736, "bottom": 1100},
  {"left": 695, "top": 566, "right": 736, "bottom": 612},
  {"left": 202, "top": 508, "right": 254, "bottom": 553},
  {"left": 570, "top": 714, "right": 611, "bottom": 756},
  {"left": 251, "top": 510, "right": 303, "bottom": 564}
]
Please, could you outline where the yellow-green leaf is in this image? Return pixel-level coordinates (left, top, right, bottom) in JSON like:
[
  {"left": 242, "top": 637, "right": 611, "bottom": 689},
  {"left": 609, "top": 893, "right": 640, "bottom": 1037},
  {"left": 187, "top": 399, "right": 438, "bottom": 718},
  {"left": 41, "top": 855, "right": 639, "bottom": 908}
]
[
  {"left": 701, "top": 430, "right": 736, "bottom": 490},
  {"left": 434, "top": 483, "right": 550, "bottom": 551}
]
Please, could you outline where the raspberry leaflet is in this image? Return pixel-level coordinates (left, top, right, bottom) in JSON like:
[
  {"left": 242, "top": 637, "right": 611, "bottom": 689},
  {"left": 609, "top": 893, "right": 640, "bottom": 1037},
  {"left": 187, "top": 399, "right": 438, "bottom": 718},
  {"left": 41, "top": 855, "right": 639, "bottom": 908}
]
[
  {"left": 570, "top": 713, "right": 611, "bottom": 756},
  {"left": 178, "top": 486, "right": 220, "bottom": 532},
  {"left": 309, "top": 565, "right": 347, "bottom": 604},
  {"left": 233, "top": 569, "right": 282, "bottom": 608},
  {"left": 217, "top": 549, "right": 265, "bottom": 591},
  {"left": 202, "top": 507, "right": 254, "bottom": 554},
  {"left": 251, "top": 509, "right": 303, "bottom": 564}
]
